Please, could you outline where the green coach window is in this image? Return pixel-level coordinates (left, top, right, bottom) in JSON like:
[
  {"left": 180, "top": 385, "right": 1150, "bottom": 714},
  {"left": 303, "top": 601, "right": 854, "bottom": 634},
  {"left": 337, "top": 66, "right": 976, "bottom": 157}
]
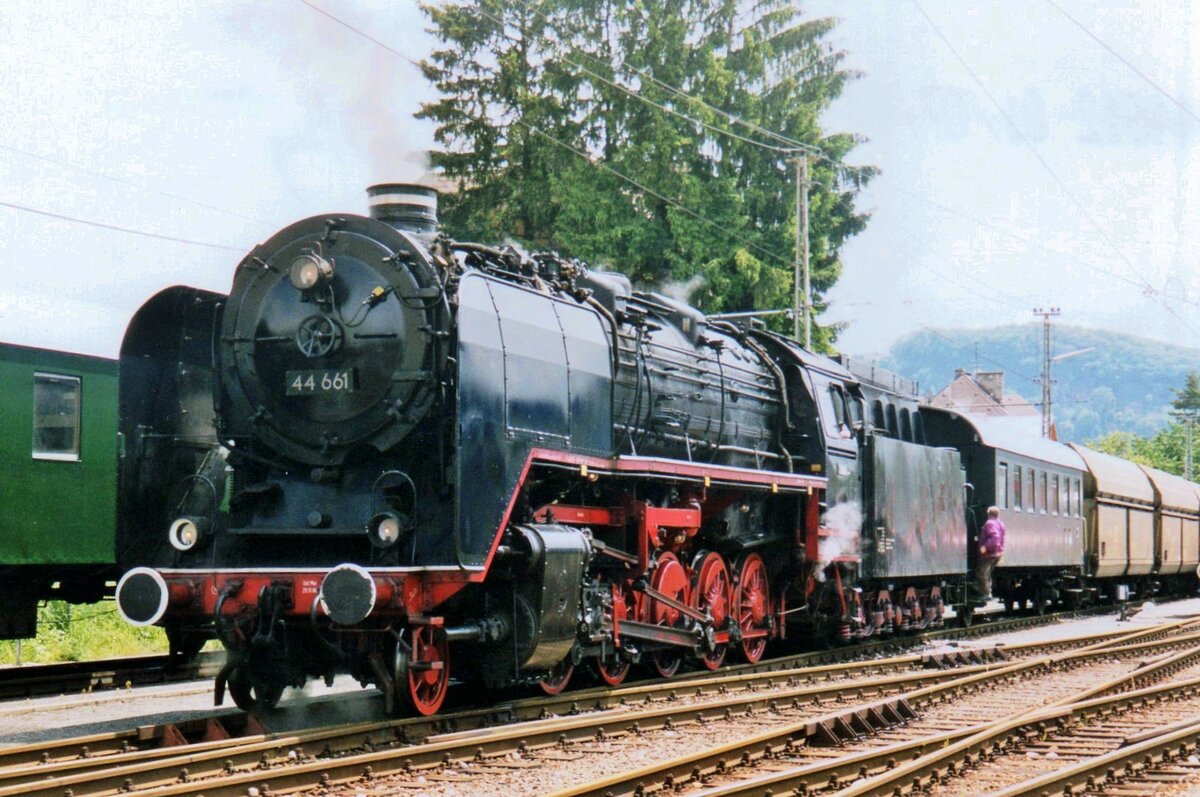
[{"left": 33, "top": 373, "right": 81, "bottom": 461}]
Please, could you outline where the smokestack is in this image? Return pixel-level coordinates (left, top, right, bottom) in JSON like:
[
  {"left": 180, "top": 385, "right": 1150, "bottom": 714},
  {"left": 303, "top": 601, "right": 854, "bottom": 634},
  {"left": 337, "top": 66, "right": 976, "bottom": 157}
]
[{"left": 367, "top": 183, "right": 438, "bottom": 234}]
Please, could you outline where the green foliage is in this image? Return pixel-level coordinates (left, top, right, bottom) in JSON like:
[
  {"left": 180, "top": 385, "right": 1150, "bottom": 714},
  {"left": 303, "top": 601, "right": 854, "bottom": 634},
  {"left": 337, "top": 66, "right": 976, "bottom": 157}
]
[
  {"left": 1087, "top": 425, "right": 1189, "bottom": 475},
  {"left": 1172, "top": 371, "right": 1200, "bottom": 414},
  {"left": 420, "top": 0, "right": 872, "bottom": 351},
  {"left": 0, "top": 601, "right": 166, "bottom": 665},
  {"left": 887, "top": 324, "right": 1200, "bottom": 442}
]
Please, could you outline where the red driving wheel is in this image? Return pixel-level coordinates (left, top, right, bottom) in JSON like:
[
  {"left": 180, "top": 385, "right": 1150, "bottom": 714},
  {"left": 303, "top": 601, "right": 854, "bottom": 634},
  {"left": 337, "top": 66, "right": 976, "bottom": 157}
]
[
  {"left": 647, "top": 552, "right": 690, "bottom": 678},
  {"left": 690, "top": 551, "right": 731, "bottom": 670},
  {"left": 735, "top": 553, "right": 770, "bottom": 663},
  {"left": 593, "top": 582, "right": 632, "bottom": 686},
  {"left": 399, "top": 625, "right": 450, "bottom": 716},
  {"left": 538, "top": 655, "right": 575, "bottom": 695},
  {"left": 594, "top": 656, "right": 630, "bottom": 686}
]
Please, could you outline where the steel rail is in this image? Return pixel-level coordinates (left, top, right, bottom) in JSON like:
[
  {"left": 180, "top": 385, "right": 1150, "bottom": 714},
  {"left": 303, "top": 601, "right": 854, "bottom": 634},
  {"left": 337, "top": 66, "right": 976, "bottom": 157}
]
[
  {"left": 689, "top": 663, "right": 1200, "bottom": 797},
  {"left": 0, "top": 608, "right": 1146, "bottom": 778},
  {"left": 0, "top": 657, "right": 1008, "bottom": 797},
  {"left": 0, "top": 603, "right": 1162, "bottom": 795},
  {"left": 0, "top": 604, "right": 1126, "bottom": 771},
  {"left": 0, "top": 650, "right": 224, "bottom": 700},
  {"left": 540, "top": 618, "right": 1199, "bottom": 797},
  {"left": 988, "top": 717, "right": 1200, "bottom": 796}
]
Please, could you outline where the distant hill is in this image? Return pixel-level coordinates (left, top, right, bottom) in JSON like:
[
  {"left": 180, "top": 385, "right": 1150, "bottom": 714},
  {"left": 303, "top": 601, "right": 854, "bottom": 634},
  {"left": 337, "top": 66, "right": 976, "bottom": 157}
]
[{"left": 880, "top": 325, "right": 1200, "bottom": 443}]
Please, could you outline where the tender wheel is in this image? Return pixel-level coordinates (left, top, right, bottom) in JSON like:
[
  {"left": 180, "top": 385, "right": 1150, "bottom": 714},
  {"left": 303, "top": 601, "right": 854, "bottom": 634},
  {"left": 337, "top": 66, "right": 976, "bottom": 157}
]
[
  {"left": 647, "top": 552, "right": 689, "bottom": 678},
  {"left": 690, "top": 551, "right": 731, "bottom": 670},
  {"left": 397, "top": 626, "right": 449, "bottom": 716},
  {"left": 1033, "top": 587, "right": 1047, "bottom": 616},
  {"left": 227, "top": 665, "right": 283, "bottom": 713},
  {"left": 734, "top": 553, "right": 770, "bottom": 663},
  {"left": 538, "top": 655, "right": 574, "bottom": 695}
]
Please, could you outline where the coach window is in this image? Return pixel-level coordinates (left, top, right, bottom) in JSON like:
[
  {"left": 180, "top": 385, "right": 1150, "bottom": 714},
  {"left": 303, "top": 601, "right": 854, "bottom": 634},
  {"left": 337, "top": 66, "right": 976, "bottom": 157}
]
[
  {"left": 1026, "top": 467, "right": 1036, "bottom": 513},
  {"left": 33, "top": 373, "right": 81, "bottom": 462},
  {"left": 1051, "top": 474, "right": 1060, "bottom": 515},
  {"left": 1038, "top": 472, "right": 1048, "bottom": 514},
  {"left": 1073, "top": 478, "right": 1082, "bottom": 516},
  {"left": 1013, "top": 464, "right": 1022, "bottom": 511},
  {"left": 997, "top": 463, "right": 1009, "bottom": 508}
]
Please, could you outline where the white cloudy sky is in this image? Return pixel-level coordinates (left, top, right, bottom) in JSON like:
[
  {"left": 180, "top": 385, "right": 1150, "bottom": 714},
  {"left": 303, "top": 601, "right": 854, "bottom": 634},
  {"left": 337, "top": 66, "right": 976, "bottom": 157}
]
[{"left": 1, "top": 1, "right": 1198, "bottom": 360}]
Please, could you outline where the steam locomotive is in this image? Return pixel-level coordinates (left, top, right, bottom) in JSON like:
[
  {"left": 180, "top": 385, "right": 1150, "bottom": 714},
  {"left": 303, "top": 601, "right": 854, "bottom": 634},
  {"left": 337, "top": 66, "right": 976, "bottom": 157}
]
[{"left": 114, "top": 184, "right": 1198, "bottom": 715}]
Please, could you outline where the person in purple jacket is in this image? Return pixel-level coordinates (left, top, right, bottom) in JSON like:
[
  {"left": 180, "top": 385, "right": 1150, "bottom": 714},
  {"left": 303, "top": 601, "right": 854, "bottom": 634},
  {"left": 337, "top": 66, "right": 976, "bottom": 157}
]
[{"left": 976, "top": 506, "right": 1006, "bottom": 600}]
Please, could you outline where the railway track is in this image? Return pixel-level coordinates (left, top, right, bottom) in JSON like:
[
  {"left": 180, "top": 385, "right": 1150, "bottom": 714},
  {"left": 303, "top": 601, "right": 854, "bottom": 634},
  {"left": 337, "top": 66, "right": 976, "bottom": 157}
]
[
  {"left": 0, "top": 651, "right": 224, "bottom": 701},
  {"left": 544, "top": 619, "right": 1200, "bottom": 797},
  {"left": 0, "top": 600, "right": 1126, "bottom": 709},
  {"left": 0, "top": 609, "right": 1185, "bottom": 797}
]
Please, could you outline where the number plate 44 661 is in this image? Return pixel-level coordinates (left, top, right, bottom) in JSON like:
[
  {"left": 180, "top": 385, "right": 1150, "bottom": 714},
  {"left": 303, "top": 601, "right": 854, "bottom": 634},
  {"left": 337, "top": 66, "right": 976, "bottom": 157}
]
[{"left": 286, "top": 369, "right": 355, "bottom": 395}]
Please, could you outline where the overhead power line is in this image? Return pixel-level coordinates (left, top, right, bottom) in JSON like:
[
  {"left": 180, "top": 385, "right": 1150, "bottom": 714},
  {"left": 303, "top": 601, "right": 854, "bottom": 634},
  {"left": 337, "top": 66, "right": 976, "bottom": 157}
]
[
  {"left": 297, "top": 0, "right": 419, "bottom": 67},
  {"left": 506, "top": 0, "right": 1188, "bottom": 306},
  {"left": 487, "top": 1, "right": 888, "bottom": 189},
  {"left": 913, "top": 0, "right": 1200, "bottom": 339},
  {"left": 0, "top": 143, "right": 265, "bottom": 224},
  {"left": 297, "top": 0, "right": 1043, "bottom": 381},
  {"left": 1045, "top": 0, "right": 1200, "bottom": 126},
  {"left": 471, "top": 5, "right": 812, "bottom": 157},
  {"left": 0, "top": 199, "right": 244, "bottom": 252},
  {"left": 509, "top": 0, "right": 833, "bottom": 154},
  {"left": 519, "top": 122, "right": 793, "bottom": 269}
]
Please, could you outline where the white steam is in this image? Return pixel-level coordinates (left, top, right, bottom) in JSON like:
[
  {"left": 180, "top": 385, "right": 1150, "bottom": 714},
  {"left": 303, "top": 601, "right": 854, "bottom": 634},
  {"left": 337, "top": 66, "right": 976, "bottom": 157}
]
[
  {"left": 816, "top": 501, "right": 863, "bottom": 580},
  {"left": 658, "top": 274, "right": 706, "bottom": 304}
]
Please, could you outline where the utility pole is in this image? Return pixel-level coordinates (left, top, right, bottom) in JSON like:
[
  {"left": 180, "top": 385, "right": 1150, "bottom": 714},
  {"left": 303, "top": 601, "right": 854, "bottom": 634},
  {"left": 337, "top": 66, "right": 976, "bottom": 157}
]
[
  {"left": 790, "top": 155, "right": 811, "bottom": 349},
  {"left": 1187, "top": 418, "right": 1194, "bottom": 481},
  {"left": 1034, "top": 307, "right": 1061, "bottom": 438},
  {"left": 1171, "top": 410, "right": 1195, "bottom": 480}
]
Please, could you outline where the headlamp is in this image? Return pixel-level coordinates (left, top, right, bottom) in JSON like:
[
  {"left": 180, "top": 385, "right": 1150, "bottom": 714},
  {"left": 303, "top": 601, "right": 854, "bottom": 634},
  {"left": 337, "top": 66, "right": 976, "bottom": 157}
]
[
  {"left": 289, "top": 253, "right": 334, "bottom": 290},
  {"left": 367, "top": 511, "right": 407, "bottom": 549},
  {"left": 168, "top": 516, "right": 210, "bottom": 551}
]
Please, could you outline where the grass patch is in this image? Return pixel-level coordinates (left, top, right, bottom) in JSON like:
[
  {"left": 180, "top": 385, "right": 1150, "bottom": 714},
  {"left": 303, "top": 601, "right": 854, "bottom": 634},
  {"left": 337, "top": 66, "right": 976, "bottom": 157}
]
[{"left": 0, "top": 600, "right": 167, "bottom": 665}]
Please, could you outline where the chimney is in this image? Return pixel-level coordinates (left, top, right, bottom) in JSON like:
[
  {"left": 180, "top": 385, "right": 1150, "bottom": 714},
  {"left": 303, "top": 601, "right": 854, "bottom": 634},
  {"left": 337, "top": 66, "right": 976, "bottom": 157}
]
[
  {"left": 367, "top": 183, "right": 438, "bottom": 234},
  {"left": 975, "top": 371, "right": 1005, "bottom": 403}
]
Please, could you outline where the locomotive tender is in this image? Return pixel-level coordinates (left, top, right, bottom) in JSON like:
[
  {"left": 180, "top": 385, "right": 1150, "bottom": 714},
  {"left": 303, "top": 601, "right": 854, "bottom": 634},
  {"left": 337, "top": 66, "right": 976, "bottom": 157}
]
[{"left": 114, "top": 184, "right": 1196, "bottom": 715}]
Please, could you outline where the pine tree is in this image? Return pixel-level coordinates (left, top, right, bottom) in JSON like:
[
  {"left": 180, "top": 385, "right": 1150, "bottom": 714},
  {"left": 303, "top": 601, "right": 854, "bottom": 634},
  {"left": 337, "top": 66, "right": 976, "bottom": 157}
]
[{"left": 419, "top": 1, "right": 873, "bottom": 351}]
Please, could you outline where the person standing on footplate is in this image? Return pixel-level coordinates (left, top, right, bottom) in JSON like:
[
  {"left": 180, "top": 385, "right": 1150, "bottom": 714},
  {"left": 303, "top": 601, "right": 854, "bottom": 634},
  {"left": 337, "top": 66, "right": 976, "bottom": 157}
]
[{"left": 976, "top": 506, "right": 1006, "bottom": 600}]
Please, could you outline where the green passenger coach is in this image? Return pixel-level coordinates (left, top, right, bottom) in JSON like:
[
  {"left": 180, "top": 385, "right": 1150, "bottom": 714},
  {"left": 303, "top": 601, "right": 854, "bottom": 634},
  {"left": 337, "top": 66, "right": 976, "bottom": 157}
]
[{"left": 0, "top": 342, "right": 118, "bottom": 637}]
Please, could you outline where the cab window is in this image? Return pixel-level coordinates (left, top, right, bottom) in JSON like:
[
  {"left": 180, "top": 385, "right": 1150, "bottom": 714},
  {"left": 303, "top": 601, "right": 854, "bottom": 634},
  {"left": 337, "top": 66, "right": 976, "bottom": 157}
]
[
  {"left": 816, "top": 381, "right": 852, "bottom": 440},
  {"left": 33, "top": 373, "right": 81, "bottom": 461}
]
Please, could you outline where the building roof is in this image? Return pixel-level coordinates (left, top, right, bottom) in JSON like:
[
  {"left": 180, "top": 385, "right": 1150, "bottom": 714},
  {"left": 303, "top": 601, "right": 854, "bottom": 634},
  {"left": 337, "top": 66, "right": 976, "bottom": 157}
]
[{"left": 928, "top": 369, "right": 1038, "bottom": 418}]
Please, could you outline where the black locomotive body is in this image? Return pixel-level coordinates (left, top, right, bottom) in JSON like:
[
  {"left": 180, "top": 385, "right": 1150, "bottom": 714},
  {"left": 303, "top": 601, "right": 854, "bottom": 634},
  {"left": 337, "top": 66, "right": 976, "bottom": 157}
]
[{"left": 123, "top": 183, "right": 1189, "bottom": 716}]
